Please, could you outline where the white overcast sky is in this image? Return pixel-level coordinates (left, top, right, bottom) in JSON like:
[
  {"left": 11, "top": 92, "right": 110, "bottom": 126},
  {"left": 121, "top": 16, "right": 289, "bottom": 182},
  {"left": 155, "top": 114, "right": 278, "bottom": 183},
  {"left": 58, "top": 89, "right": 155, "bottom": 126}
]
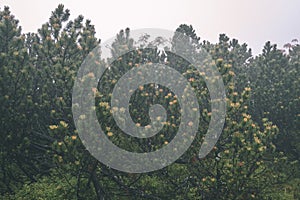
[{"left": 1, "top": 0, "right": 300, "bottom": 55}]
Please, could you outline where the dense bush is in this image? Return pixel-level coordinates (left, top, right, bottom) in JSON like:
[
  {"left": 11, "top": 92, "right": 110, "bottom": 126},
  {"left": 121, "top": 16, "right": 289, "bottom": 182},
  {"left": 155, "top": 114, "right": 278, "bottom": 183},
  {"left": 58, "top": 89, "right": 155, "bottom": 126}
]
[{"left": 0, "top": 4, "right": 299, "bottom": 199}]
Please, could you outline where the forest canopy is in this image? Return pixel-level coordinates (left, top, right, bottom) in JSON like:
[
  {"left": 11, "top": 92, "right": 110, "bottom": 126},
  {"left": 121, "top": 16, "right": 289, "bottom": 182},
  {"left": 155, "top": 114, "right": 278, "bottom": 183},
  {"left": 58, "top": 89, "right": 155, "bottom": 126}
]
[{"left": 0, "top": 4, "right": 299, "bottom": 200}]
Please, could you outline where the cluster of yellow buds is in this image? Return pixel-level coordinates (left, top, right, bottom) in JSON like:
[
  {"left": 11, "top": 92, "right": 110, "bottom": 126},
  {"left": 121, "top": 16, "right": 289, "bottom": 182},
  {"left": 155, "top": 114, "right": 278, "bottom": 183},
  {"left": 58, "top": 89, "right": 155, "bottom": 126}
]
[
  {"left": 254, "top": 136, "right": 261, "bottom": 144},
  {"left": 99, "top": 102, "right": 110, "bottom": 109},
  {"left": 242, "top": 113, "right": 251, "bottom": 122},
  {"left": 244, "top": 87, "right": 251, "bottom": 92},
  {"left": 230, "top": 102, "right": 241, "bottom": 108}
]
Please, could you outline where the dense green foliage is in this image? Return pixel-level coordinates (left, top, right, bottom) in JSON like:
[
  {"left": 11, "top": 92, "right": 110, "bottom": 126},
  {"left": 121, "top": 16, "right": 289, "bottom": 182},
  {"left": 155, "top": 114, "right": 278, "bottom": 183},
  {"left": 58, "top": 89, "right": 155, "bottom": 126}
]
[{"left": 0, "top": 4, "right": 299, "bottom": 200}]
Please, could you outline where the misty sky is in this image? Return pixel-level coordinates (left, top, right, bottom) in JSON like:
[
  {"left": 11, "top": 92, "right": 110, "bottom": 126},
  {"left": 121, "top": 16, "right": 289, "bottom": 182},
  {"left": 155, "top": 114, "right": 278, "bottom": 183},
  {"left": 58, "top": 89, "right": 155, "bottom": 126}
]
[{"left": 1, "top": 0, "right": 300, "bottom": 55}]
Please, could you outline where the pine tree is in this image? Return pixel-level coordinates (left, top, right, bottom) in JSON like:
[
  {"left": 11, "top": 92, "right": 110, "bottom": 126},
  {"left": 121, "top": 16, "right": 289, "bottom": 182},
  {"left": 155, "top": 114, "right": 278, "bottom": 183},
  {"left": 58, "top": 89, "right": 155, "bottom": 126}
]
[{"left": 0, "top": 6, "right": 37, "bottom": 193}]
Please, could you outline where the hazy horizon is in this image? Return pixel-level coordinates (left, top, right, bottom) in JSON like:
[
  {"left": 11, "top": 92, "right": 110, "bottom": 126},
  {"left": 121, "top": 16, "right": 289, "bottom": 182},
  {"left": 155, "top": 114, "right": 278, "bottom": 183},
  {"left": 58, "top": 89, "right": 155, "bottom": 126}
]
[{"left": 1, "top": 0, "right": 300, "bottom": 55}]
